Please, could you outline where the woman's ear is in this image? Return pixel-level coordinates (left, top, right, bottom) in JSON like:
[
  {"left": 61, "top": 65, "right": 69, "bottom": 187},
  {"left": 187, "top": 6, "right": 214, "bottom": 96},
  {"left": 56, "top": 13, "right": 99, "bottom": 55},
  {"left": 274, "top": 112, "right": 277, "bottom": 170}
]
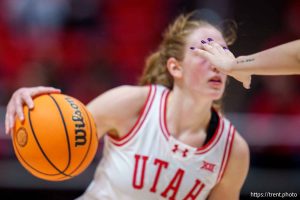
[{"left": 167, "top": 57, "right": 183, "bottom": 78}]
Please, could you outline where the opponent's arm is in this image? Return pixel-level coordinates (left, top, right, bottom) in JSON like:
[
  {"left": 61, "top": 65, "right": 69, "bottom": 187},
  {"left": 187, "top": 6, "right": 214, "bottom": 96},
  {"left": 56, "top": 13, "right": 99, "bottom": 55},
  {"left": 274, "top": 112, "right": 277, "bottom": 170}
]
[
  {"left": 193, "top": 39, "right": 300, "bottom": 89},
  {"left": 208, "top": 132, "right": 250, "bottom": 200},
  {"left": 235, "top": 40, "right": 300, "bottom": 75}
]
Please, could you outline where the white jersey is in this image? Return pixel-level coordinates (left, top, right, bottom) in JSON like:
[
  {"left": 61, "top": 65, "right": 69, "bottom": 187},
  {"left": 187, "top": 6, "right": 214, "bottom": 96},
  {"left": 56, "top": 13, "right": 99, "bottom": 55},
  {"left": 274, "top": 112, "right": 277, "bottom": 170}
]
[{"left": 78, "top": 85, "right": 236, "bottom": 200}]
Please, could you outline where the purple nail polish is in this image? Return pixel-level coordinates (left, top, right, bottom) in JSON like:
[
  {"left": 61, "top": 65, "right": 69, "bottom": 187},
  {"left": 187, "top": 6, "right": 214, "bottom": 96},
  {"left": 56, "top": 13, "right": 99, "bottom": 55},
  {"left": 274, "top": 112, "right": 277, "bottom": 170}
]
[
  {"left": 190, "top": 47, "right": 195, "bottom": 50},
  {"left": 201, "top": 40, "right": 206, "bottom": 44},
  {"left": 223, "top": 47, "right": 228, "bottom": 50},
  {"left": 207, "top": 38, "right": 213, "bottom": 42}
]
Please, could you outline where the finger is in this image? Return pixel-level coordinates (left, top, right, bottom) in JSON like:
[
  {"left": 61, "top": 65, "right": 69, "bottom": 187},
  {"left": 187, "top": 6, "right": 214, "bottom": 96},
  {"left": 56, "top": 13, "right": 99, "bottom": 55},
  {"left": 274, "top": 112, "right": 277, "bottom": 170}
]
[
  {"left": 246, "top": 76, "right": 252, "bottom": 89},
  {"left": 15, "top": 98, "right": 24, "bottom": 121},
  {"left": 208, "top": 40, "right": 225, "bottom": 54},
  {"left": 22, "top": 93, "right": 35, "bottom": 109},
  {"left": 201, "top": 40, "right": 219, "bottom": 55},
  {"left": 9, "top": 114, "right": 15, "bottom": 131},
  {"left": 242, "top": 76, "right": 251, "bottom": 89},
  {"left": 224, "top": 49, "right": 235, "bottom": 58},
  {"left": 191, "top": 47, "right": 214, "bottom": 61},
  {"left": 34, "top": 86, "right": 61, "bottom": 95},
  {"left": 30, "top": 87, "right": 61, "bottom": 97},
  {"left": 5, "top": 102, "right": 14, "bottom": 134},
  {"left": 5, "top": 113, "right": 9, "bottom": 135},
  {"left": 243, "top": 82, "right": 250, "bottom": 89}
]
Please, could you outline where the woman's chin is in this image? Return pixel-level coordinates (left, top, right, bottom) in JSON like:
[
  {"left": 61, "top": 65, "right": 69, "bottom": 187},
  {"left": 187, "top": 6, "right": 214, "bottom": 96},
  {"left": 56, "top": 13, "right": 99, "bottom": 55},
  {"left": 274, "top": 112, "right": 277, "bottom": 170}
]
[{"left": 209, "top": 92, "right": 223, "bottom": 100}]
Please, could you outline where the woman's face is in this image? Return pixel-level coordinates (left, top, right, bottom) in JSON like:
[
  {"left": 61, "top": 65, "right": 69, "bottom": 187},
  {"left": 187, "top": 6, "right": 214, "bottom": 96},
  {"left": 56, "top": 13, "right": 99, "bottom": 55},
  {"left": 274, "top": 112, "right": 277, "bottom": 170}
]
[{"left": 179, "top": 26, "right": 228, "bottom": 100}]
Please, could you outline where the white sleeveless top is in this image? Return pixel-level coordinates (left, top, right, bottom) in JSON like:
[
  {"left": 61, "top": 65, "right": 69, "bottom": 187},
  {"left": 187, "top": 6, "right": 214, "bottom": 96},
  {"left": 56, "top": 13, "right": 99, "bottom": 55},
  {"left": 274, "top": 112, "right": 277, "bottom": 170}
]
[{"left": 77, "top": 85, "right": 236, "bottom": 200}]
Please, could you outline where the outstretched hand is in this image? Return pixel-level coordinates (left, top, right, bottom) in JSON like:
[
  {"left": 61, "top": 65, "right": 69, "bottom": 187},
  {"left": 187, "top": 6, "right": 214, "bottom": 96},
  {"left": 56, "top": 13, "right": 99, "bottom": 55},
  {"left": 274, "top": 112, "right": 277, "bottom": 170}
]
[{"left": 191, "top": 39, "right": 251, "bottom": 89}]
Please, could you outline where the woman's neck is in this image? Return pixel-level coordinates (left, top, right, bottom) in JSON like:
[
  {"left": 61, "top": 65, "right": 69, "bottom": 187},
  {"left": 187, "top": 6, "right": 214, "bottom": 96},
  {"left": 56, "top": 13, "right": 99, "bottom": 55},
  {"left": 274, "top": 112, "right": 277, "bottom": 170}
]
[{"left": 167, "top": 87, "right": 212, "bottom": 137}]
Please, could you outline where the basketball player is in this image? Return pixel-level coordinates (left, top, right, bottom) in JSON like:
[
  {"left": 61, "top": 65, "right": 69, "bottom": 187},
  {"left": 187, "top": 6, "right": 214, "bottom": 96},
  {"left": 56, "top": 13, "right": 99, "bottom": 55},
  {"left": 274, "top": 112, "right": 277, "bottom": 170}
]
[
  {"left": 5, "top": 12, "right": 250, "bottom": 199},
  {"left": 193, "top": 40, "right": 300, "bottom": 89}
]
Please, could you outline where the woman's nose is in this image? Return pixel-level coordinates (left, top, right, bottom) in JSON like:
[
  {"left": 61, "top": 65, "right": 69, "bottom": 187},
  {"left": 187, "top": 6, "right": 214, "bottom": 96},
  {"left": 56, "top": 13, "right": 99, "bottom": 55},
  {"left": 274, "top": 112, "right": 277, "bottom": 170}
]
[{"left": 211, "top": 65, "right": 220, "bottom": 73}]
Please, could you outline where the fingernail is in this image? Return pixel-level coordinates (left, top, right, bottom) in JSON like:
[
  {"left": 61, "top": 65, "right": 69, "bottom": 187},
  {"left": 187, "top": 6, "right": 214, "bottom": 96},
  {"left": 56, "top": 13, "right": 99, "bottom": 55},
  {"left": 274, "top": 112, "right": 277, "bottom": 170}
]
[
  {"left": 190, "top": 47, "right": 195, "bottom": 50},
  {"left": 207, "top": 38, "right": 213, "bottom": 42},
  {"left": 201, "top": 40, "right": 206, "bottom": 44},
  {"left": 223, "top": 47, "right": 228, "bottom": 50}
]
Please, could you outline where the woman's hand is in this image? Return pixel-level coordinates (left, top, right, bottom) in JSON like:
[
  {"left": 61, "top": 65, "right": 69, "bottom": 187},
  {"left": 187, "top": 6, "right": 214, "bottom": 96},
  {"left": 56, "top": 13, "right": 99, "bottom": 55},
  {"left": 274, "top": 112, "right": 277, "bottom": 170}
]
[
  {"left": 5, "top": 86, "right": 61, "bottom": 135},
  {"left": 191, "top": 39, "right": 251, "bottom": 89}
]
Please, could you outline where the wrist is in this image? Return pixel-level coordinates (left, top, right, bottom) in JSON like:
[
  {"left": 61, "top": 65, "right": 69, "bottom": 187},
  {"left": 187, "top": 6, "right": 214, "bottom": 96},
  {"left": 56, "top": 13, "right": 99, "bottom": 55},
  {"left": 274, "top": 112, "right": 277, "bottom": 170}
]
[
  {"left": 234, "top": 55, "right": 256, "bottom": 75},
  {"left": 236, "top": 55, "right": 255, "bottom": 65},
  {"left": 234, "top": 56, "right": 250, "bottom": 71}
]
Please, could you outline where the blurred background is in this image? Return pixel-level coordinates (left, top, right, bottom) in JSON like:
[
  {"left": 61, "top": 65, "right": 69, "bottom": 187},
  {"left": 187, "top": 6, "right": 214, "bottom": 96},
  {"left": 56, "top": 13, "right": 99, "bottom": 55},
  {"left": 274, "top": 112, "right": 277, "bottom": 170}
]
[{"left": 0, "top": 0, "right": 300, "bottom": 199}]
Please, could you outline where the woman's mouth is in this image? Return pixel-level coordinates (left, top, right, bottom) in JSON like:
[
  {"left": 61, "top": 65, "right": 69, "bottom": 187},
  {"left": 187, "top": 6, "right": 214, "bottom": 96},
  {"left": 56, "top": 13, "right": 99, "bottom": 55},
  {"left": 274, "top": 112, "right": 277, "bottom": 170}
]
[{"left": 208, "top": 76, "right": 223, "bottom": 87}]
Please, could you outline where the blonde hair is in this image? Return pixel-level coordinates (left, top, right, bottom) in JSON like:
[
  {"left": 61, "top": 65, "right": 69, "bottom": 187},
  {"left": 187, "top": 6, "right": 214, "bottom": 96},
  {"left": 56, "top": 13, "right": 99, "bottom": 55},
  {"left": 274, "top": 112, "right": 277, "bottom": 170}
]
[{"left": 139, "top": 11, "right": 237, "bottom": 111}]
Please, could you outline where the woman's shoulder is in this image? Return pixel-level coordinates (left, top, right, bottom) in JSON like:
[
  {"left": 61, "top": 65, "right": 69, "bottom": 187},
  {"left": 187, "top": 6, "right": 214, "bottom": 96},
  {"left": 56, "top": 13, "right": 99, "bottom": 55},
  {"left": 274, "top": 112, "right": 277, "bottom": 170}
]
[
  {"left": 223, "top": 118, "right": 249, "bottom": 156},
  {"left": 97, "top": 84, "right": 167, "bottom": 106},
  {"left": 115, "top": 85, "right": 150, "bottom": 103},
  {"left": 87, "top": 85, "right": 150, "bottom": 114},
  {"left": 86, "top": 85, "right": 152, "bottom": 138},
  {"left": 217, "top": 113, "right": 249, "bottom": 159},
  {"left": 232, "top": 131, "right": 249, "bottom": 158},
  {"left": 104, "top": 84, "right": 149, "bottom": 95}
]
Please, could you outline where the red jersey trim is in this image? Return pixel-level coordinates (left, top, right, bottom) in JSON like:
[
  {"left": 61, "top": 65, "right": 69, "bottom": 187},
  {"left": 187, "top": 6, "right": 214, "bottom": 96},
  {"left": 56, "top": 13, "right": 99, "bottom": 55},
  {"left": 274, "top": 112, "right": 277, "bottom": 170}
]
[
  {"left": 217, "top": 125, "right": 235, "bottom": 182},
  {"left": 195, "top": 118, "right": 224, "bottom": 154},
  {"left": 108, "top": 85, "right": 157, "bottom": 146},
  {"left": 159, "top": 89, "right": 171, "bottom": 140}
]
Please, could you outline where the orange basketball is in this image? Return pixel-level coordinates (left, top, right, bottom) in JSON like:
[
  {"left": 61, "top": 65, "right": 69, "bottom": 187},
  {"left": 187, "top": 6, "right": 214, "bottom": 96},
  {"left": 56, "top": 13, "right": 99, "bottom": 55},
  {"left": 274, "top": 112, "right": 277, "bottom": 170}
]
[{"left": 12, "top": 93, "right": 98, "bottom": 181}]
